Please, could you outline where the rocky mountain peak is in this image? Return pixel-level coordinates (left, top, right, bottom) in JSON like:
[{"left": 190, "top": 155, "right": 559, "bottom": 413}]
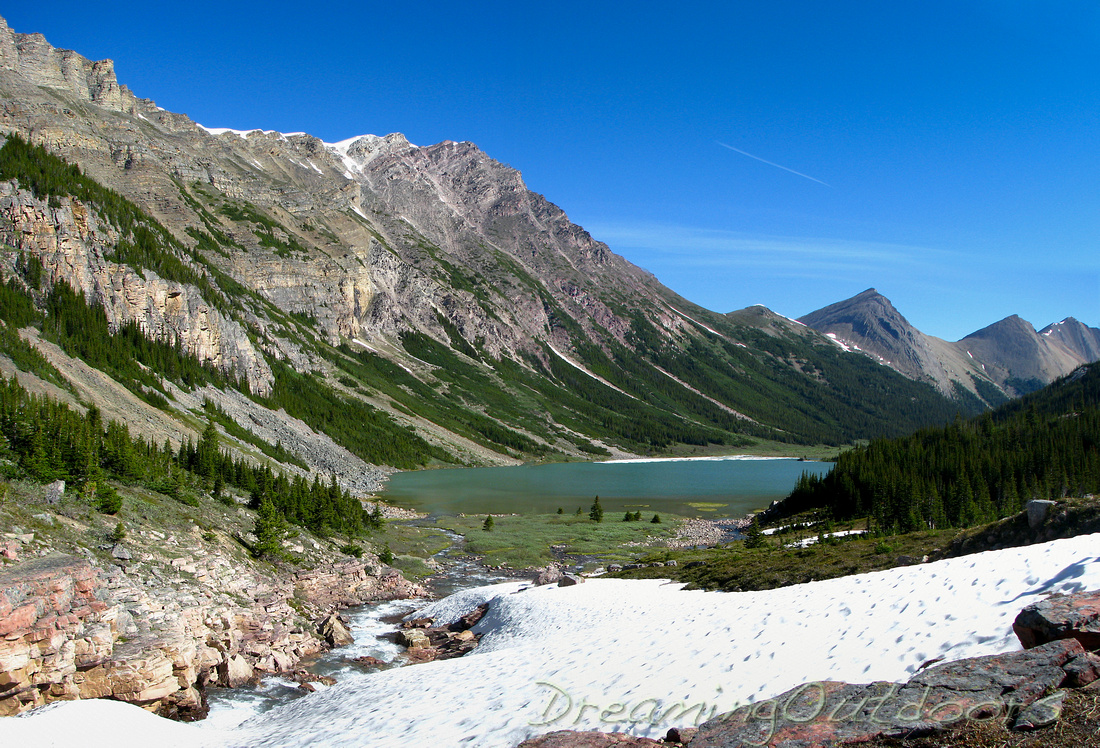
[
  {"left": 0, "top": 17, "right": 126, "bottom": 112},
  {"left": 1039, "top": 317, "right": 1100, "bottom": 362}
]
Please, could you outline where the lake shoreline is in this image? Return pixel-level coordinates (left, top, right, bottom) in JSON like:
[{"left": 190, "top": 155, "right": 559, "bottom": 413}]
[{"left": 375, "top": 457, "right": 832, "bottom": 520}]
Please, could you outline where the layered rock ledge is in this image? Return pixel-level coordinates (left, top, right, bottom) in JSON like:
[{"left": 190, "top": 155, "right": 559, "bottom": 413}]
[{"left": 0, "top": 550, "right": 423, "bottom": 718}]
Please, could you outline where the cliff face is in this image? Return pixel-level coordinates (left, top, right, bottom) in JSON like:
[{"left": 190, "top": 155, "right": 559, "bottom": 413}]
[
  {"left": 0, "top": 12, "right": 662, "bottom": 365},
  {"left": 0, "top": 183, "right": 273, "bottom": 394}
]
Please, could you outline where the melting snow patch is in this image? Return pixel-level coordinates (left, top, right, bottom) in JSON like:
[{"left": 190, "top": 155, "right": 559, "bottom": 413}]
[
  {"left": 666, "top": 305, "right": 722, "bottom": 337},
  {"left": 14, "top": 536, "right": 1100, "bottom": 748},
  {"left": 547, "top": 345, "right": 637, "bottom": 399}
]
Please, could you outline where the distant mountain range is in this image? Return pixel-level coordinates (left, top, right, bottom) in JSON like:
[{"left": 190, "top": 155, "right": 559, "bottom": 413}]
[
  {"left": 0, "top": 13, "right": 1095, "bottom": 481},
  {"left": 799, "top": 289, "right": 1100, "bottom": 406}
]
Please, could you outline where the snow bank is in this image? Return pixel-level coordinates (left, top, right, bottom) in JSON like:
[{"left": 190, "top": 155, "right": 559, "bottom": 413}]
[
  {"left": 0, "top": 698, "right": 229, "bottom": 747},
  {"left": 6, "top": 533, "right": 1100, "bottom": 748}
]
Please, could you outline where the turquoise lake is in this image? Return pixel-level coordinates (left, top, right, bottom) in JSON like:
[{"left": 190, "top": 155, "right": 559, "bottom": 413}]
[{"left": 378, "top": 457, "right": 832, "bottom": 518}]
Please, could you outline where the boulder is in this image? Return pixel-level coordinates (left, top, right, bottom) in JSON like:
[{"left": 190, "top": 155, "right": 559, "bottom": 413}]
[
  {"left": 452, "top": 603, "right": 488, "bottom": 631},
  {"left": 535, "top": 565, "right": 563, "bottom": 586},
  {"left": 684, "top": 639, "right": 1084, "bottom": 748},
  {"left": 1013, "top": 589, "right": 1100, "bottom": 650},
  {"left": 217, "top": 654, "right": 254, "bottom": 688},
  {"left": 1027, "top": 499, "right": 1057, "bottom": 528},
  {"left": 397, "top": 629, "right": 430, "bottom": 650},
  {"left": 1063, "top": 651, "right": 1100, "bottom": 687},
  {"left": 1014, "top": 690, "right": 1067, "bottom": 730},
  {"left": 317, "top": 614, "right": 354, "bottom": 647},
  {"left": 44, "top": 480, "right": 65, "bottom": 505},
  {"left": 558, "top": 574, "right": 584, "bottom": 587}
]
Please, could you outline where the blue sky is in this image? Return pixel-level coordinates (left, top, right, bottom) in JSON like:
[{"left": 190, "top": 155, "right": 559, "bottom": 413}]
[{"left": 5, "top": 1, "right": 1098, "bottom": 340}]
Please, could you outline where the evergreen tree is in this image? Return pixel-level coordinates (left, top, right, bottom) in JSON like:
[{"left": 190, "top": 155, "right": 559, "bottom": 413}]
[
  {"left": 743, "top": 517, "right": 766, "bottom": 548},
  {"left": 483, "top": 514, "right": 495, "bottom": 531},
  {"left": 589, "top": 495, "right": 604, "bottom": 523},
  {"left": 252, "top": 497, "right": 288, "bottom": 559}
]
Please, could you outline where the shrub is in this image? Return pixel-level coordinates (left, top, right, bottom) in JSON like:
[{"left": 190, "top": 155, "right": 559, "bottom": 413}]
[
  {"left": 743, "top": 518, "right": 766, "bottom": 549},
  {"left": 650, "top": 513, "right": 662, "bottom": 524},
  {"left": 96, "top": 485, "right": 123, "bottom": 515},
  {"left": 379, "top": 544, "right": 395, "bottom": 564}
]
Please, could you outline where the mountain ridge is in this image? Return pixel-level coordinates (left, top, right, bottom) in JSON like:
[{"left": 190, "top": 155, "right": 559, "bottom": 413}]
[
  {"left": 0, "top": 13, "right": 1027, "bottom": 481},
  {"left": 799, "top": 288, "right": 1099, "bottom": 403}
]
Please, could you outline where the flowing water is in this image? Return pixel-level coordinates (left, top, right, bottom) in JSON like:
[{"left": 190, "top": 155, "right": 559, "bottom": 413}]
[
  {"left": 202, "top": 533, "right": 518, "bottom": 730},
  {"left": 203, "top": 458, "right": 832, "bottom": 726}
]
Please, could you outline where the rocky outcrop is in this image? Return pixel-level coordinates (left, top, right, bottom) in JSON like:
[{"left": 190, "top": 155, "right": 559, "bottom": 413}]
[
  {"left": 680, "top": 640, "right": 1082, "bottom": 747},
  {"left": 0, "top": 183, "right": 273, "bottom": 395},
  {"left": 396, "top": 602, "right": 488, "bottom": 664},
  {"left": 517, "top": 589, "right": 1100, "bottom": 748},
  {"left": 0, "top": 550, "right": 425, "bottom": 718},
  {"left": 534, "top": 564, "right": 564, "bottom": 586},
  {"left": 517, "top": 732, "right": 664, "bottom": 747},
  {"left": 1013, "top": 589, "right": 1100, "bottom": 651}
]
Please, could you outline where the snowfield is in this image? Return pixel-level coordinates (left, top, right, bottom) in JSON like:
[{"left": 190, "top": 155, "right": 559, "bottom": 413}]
[{"left": 6, "top": 533, "right": 1100, "bottom": 748}]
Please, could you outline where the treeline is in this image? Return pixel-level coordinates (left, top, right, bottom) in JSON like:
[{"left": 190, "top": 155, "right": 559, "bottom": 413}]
[
  {"left": 0, "top": 275, "right": 235, "bottom": 409},
  {"left": 0, "top": 133, "right": 447, "bottom": 469},
  {"left": 779, "top": 364, "right": 1100, "bottom": 532},
  {"left": 0, "top": 134, "right": 235, "bottom": 312},
  {"left": 0, "top": 374, "right": 379, "bottom": 537}
]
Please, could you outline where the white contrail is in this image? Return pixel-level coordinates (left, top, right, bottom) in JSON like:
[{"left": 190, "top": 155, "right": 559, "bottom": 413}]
[{"left": 717, "top": 141, "right": 831, "bottom": 187}]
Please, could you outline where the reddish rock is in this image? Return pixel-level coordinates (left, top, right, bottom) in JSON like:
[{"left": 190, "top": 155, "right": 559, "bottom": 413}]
[
  {"left": 683, "top": 640, "right": 1085, "bottom": 748},
  {"left": 450, "top": 602, "right": 489, "bottom": 631},
  {"left": 403, "top": 647, "right": 439, "bottom": 664},
  {"left": 516, "top": 730, "right": 664, "bottom": 747},
  {"left": 1014, "top": 589, "right": 1100, "bottom": 650},
  {"left": 1063, "top": 651, "right": 1100, "bottom": 687},
  {"left": 0, "top": 603, "right": 37, "bottom": 637}
]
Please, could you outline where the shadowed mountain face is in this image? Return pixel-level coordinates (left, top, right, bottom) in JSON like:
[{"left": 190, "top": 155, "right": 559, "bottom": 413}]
[
  {"left": 800, "top": 290, "right": 1099, "bottom": 403},
  {"left": 0, "top": 15, "right": 1008, "bottom": 470}
]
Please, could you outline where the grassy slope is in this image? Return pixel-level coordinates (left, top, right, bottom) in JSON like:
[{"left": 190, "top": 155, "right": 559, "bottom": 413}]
[
  {"left": 433, "top": 513, "right": 679, "bottom": 569},
  {"left": 610, "top": 495, "right": 1100, "bottom": 592}
]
